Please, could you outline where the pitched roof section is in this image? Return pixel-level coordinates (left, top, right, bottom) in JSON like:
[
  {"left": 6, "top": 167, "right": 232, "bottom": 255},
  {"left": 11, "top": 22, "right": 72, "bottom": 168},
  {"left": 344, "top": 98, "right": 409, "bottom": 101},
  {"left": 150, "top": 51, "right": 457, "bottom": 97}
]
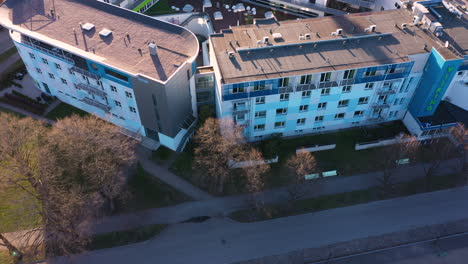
[
  {"left": 0, "top": 0, "right": 199, "bottom": 82},
  {"left": 211, "top": 9, "right": 463, "bottom": 84}
]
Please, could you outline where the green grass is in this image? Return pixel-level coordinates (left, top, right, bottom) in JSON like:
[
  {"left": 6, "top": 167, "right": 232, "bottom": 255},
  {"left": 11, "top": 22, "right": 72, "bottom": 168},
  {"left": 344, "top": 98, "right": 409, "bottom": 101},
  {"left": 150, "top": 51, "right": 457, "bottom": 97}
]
[
  {"left": 143, "top": 0, "right": 175, "bottom": 15},
  {"left": 89, "top": 224, "right": 167, "bottom": 250},
  {"left": 45, "top": 102, "right": 89, "bottom": 120},
  {"left": 0, "top": 46, "right": 17, "bottom": 63},
  {"left": 231, "top": 173, "right": 462, "bottom": 222},
  {"left": 0, "top": 186, "right": 41, "bottom": 233},
  {"left": 116, "top": 164, "right": 190, "bottom": 213}
]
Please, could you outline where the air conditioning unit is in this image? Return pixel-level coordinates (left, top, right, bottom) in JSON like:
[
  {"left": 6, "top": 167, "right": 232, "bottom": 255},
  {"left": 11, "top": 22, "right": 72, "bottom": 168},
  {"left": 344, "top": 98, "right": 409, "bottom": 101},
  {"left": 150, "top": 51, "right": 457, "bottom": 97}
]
[
  {"left": 336, "top": 28, "right": 343, "bottom": 35},
  {"left": 299, "top": 34, "right": 306, "bottom": 40},
  {"left": 331, "top": 32, "right": 337, "bottom": 36},
  {"left": 228, "top": 51, "right": 234, "bottom": 58},
  {"left": 369, "top": 25, "right": 376, "bottom": 32},
  {"left": 263, "top": 36, "right": 269, "bottom": 44}
]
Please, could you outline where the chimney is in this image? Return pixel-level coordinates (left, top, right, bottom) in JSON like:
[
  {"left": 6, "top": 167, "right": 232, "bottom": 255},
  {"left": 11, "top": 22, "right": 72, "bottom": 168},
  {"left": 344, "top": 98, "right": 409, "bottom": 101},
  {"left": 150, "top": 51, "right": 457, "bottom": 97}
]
[{"left": 148, "top": 43, "right": 157, "bottom": 56}]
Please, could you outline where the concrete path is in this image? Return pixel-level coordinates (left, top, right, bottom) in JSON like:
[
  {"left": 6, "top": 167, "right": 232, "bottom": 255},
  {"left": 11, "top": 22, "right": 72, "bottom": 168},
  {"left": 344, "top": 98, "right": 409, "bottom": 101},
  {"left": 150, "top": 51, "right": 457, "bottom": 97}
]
[
  {"left": 51, "top": 186, "right": 468, "bottom": 264},
  {"left": 91, "top": 158, "right": 462, "bottom": 234},
  {"left": 136, "top": 146, "right": 213, "bottom": 201},
  {"left": 0, "top": 102, "right": 54, "bottom": 124}
]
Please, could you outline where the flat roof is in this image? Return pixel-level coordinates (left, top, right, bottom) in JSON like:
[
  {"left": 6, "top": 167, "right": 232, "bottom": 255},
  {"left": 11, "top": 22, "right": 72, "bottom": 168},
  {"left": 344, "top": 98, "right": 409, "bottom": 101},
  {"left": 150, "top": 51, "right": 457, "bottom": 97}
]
[
  {"left": 433, "top": 6, "right": 468, "bottom": 56},
  {"left": 211, "top": 9, "right": 463, "bottom": 84},
  {"left": 0, "top": 0, "right": 199, "bottom": 82}
]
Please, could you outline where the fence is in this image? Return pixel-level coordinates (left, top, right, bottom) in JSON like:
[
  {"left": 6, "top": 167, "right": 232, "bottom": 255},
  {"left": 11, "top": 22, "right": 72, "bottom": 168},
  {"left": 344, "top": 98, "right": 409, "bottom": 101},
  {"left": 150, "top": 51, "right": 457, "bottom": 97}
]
[
  {"left": 296, "top": 144, "right": 336, "bottom": 153},
  {"left": 229, "top": 156, "right": 279, "bottom": 168}
]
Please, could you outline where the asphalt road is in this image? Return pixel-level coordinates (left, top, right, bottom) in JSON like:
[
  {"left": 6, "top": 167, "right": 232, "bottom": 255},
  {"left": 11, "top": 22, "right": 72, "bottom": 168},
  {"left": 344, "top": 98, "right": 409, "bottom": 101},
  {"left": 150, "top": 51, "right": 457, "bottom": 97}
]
[
  {"left": 50, "top": 187, "right": 468, "bottom": 264},
  {"left": 313, "top": 232, "right": 468, "bottom": 264}
]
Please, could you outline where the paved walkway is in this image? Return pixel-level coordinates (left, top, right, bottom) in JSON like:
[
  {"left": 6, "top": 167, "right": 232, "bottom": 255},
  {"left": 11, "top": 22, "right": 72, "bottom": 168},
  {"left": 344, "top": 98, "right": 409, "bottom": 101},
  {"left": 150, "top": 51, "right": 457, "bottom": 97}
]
[
  {"left": 0, "top": 102, "right": 54, "bottom": 124},
  {"left": 91, "top": 158, "right": 462, "bottom": 234},
  {"left": 51, "top": 186, "right": 468, "bottom": 264}
]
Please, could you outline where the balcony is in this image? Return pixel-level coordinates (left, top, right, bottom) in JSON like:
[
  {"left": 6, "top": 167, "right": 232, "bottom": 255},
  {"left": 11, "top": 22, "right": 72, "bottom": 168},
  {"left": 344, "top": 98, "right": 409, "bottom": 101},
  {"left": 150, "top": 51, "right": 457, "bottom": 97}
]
[
  {"left": 367, "top": 116, "right": 384, "bottom": 122},
  {"left": 278, "top": 86, "right": 294, "bottom": 93},
  {"left": 296, "top": 83, "right": 316, "bottom": 91},
  {"left": 77, "top": 83, "right": 107, "bottom": 97},
  {"left": 377, "top": 89, "right": 396, "bottom": 96},
  {"left": 71, "top": 66, "right": 101, "bottom": 80},
  {"left": 340, "top": 79, "right": 355, "bottom": 86},
  {"left": 81, "top": 97, "right": 111, "bottom": 112},
  {"left": 23, "top": 39, "right": 75, "bottom": 64},
  {"left": 318, "top": 81, "right": 338, "bottom": 89},
  {"left": 372, "top": 102, "right": 390, "bottom": 109}
]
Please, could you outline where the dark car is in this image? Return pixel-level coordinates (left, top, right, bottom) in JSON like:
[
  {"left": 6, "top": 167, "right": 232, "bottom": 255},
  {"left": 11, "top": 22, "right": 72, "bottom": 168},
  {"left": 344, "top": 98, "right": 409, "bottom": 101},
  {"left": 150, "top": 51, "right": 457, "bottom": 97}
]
[{"left": 14, "top": 72, "right": 25, "bottom": 80}]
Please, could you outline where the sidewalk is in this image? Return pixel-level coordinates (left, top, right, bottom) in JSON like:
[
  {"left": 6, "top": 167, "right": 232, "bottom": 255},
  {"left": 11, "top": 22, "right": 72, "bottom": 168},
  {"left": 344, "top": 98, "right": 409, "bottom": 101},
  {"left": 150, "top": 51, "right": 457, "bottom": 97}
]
[{"left": 91, "top": 158, "right": 462, "bottom": 234}]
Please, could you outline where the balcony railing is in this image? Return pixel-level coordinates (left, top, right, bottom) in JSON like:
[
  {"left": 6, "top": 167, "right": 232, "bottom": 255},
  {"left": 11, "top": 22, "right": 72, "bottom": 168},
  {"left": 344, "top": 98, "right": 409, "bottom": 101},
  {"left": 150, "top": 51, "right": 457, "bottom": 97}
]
[
  {"left": 377, "top": 89, "right": 396, "bottom": 96},
  {"left": 340, "top": 79, "right": 355, "bottom": 86},
  {"left": 23, "top": 39, "right": 75, "bottom": 64},
  {"left": 372, "top": 102, "right": 390, "bottom": 109},
  {"left": 318, "top": 81, "right": 338, "bottom": 89},
  {"left": 71, "top": 66, "right": 101, "bottom": 80},
  {"left": 296, "top": 83, "right": 316, "bottom": 91},
  {"left": 81, "top": 97, "right": 111, "bottom": 112},
  {"left": 367, "top": 116, "right": 384, "bottom": 122},
  {"left": 77, "top": 83, "right": 107, "bottom": 97},
  {"left": 279, "top": 86, "right": 294, "bottom": 93}
]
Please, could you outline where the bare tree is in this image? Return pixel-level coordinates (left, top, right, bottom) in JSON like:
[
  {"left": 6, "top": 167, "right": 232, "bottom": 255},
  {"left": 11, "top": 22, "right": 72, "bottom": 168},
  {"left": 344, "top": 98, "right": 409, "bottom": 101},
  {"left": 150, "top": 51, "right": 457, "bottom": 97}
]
[
  {"left": 286, "top": 151, "right": 318, "bottom": 201},
  {"left": 450, "top": 123, "right": 468, "bottom": 177},
  {"left": 193, "top": 117, "right": 246, "bottom": 194},
  {"left": 0, "top": 114, "right": 136, "bottom": 260},
  {"left": 377, "top": 134, "right": 420, "bottom": 197},
  {"left": 243, "top": 148, "right": 270, "bottom": 213}
]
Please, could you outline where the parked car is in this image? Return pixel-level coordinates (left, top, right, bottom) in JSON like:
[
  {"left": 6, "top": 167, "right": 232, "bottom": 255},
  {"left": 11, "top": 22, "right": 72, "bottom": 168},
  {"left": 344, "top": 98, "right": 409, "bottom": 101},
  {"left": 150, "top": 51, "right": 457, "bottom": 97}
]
[{"left": 14, "top": 72, "right": 25, "bottom": 80}]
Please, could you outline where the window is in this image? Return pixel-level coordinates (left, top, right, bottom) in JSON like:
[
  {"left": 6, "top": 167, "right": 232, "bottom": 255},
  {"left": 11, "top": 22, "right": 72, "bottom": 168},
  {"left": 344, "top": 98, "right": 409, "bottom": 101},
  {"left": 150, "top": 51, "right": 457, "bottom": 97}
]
[
  {"left": 255, "top": 97, "right": 265, "bottom": 104},
  {"left": 254, "top": 124, "right": 265, "bottom": 131},
  {"left": 394, "top": 110, "right": 399, "bottom": 117},
  {"left": 299, "top": 105, "right": 309, "bottom": 112},
  {"left": 338, "top": 99, "right": 349, "bottom": 107},
  {"left": 394, "top": 98, "right": 399, "bottom": 105},
  {"left": 280, "top": 93, "right": 290, "bottom": 101},
  {"left": 315, "top": 116, "right": 324, "bottom": 122},
  {"left": 115, "top": 100, "right": 122, "bottom": 107},
  {"left": 342, "top": 86, "right": 351, "bottom": 93},
  {"left": 399, "top": 98, "right": 405, "bottom": 105},
  {"left": 55, "top": 63, "right": 62, "bottom": 70},
  {"left": 364, "top": 70, "right": 376, "bottom": 77},
  {"left": 274, "top": 121, "right": 285, "bottom": 128},
  {"left": 36, "top": 68, "right": 42, "bottom": 74},
  {"left": 321, "top": 88, "right": 330, "bottom": 96},
  {"left": 48, "top": 73, "right": 55, "bottom": 79},
  {"left": 343, "top": 69, "right": 356, "bottom": 79},
  {"left": 97, "top": 80, "right": 102, "bottom": 87},
  {"left": 276, "top": 108, "right": 287, "bottom": 115},
  {"left": 105, "top": 68, "right": 129, "bottom": 82},
  {"left": 68, "top": 69, "right": 75, "bottom": 75},
  {"left": 383, "top": 81, "right": 391, "bottom": 87},
  {"left": 254, "top": 81, "right": 266, "bottom": 91},
  {"left": 354, "top": 110, "right": 364, "bottom": 117},
  {"left": 29, "top": 53, "right": 35, "bottom": 59},
  {"left": 358, "top": 97, "right": 369, "bottom": 104},
  {"left": 125, "top": 91, "right": 133, "bottom": 98},
  {"left": 232, "top": 84, "right": 245, "bottom": 94},
  {"left": 235, "top": 114, "right": 246, "bottom": 121},
  {"left": 42, "top": 58, "right": 48, "bottom": 64},
  {"left": 318, "top": 102, "right": 327, "bottom": 109},
  {"left": 386, "top": 67, "right": 396, "bottom": 74},
  {"left": 457, "top": 71, "right": 463, "bottom": 76},
  {"left": 233, "top": 101, "right": 246, "bottom": 110},
  {"left": 335, "top": 113, "right": 345, "bottom": 119},
  {"left": 129, "top": 106, "right": 136, "bottom": 113},
  {"left": 389, "top": 111, "right": 395, "bottom": 118},
  {"left": 297, "top": 118, "right": 306, "bottom": 125},
  {"left": 110, "top": 85, "right": 117, "bottom": 92},
  {"left": 302, "top": 91, "right": 311, "bottom": 98},
  {"left": 60, "top": 78, "right": 67, "bottom": 84},
  {"left": 255, "top": 111, "right": 266, "bottom": 119},
  {"left": 365, "top": 83, "right": 374, "bottom": 90},
  {"left": 320, "top": 72, "right": 331, "bottom": 82},
  {"left": 405, "top": 77, "right": 413, "bottom": 92},
  {"left": 278, "top": 78, "right": 289, "bottom": 87},
  {"left": 300, "top": 75, "right": 312, "bottom": 84}
]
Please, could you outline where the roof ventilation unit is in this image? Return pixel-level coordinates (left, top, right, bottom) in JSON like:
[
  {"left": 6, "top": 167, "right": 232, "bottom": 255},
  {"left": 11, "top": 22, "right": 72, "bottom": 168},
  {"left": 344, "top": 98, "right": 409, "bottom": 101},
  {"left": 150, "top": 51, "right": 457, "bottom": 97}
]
[
  {"left": 81, "top": 23, "right": 95, "bottom": 31},
  {"left": 256, "top": 40, "right": 262, "bottom": 47},
  {"left": 369, "top": 25, "right": 376, "bottom": 32},
  {"left": 331, "top": 32, "right": 338, "bottom": 36},
  {"left": 336, "top": 28, "right": 343, "bottom": 35},
  {"left": 99, "top": 28, "right": 112, "bottom": 37},
  {"left": 305, "top": 33, "right": 311, "bottom": 39},
  {"left": 299, "top": 34, "right": 305, "bottom": 40},
  {"left": 401, "top": 23, "right": 408, "bottom": 29},
  {"left": 148, "top": 42, "right": 157, "bottom": 56},
  {"left": 263, "top": 36, "right": 270, "bottom": 44},
  {"left": 228, "top": 51, "right": 235, "bottom": 58},
  {"left": 272, "top": 32, "right": 283, "bottom": 41}
]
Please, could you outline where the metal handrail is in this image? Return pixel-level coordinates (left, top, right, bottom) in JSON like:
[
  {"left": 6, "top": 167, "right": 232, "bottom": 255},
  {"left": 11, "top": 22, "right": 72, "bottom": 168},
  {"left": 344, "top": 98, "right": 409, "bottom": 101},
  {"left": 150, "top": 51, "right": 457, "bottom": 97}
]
[
  {"left": 77, "top": 83, "right": 107, "bottom": 97},
  {"left": 81, "top": 97, "right": 111, "bottom": 112},
  {"left": 23, "top": 39, "right": 75, "bottom": 64}
]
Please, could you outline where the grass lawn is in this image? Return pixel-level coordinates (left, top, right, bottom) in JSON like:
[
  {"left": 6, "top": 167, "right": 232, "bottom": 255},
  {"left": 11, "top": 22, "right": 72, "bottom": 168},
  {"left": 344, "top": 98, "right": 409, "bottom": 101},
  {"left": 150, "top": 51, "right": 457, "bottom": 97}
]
[
  {"left": 0, "top": 250, "right": 13, "bottom": 264},
  {"left": 89, "top": 224, "right": 167, "bottom": 250},
  {"left": 231, "top": 173, "right": 463, "bottom": 222},
  {"left": 0, "top": 46, "right": 17, "bottom": 63},
  {"left": 45, "top": 102, "right": 89, "bottom": 120},
  {"left": 115, "top": 164, "right": 190, "bottom": 213},
  {"left": 0, "top": 186, "right": 41, "bottom": 233},
  {"left": 144, "top": 0, "right": 176, "bottom": 16}
]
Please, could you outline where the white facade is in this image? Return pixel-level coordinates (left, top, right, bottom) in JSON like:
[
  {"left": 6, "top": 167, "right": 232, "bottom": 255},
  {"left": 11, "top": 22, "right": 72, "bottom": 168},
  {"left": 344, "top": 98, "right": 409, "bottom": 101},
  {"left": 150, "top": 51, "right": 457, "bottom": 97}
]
[{"left": 443, "top": 69, "right": 468, "bottom": 111}]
